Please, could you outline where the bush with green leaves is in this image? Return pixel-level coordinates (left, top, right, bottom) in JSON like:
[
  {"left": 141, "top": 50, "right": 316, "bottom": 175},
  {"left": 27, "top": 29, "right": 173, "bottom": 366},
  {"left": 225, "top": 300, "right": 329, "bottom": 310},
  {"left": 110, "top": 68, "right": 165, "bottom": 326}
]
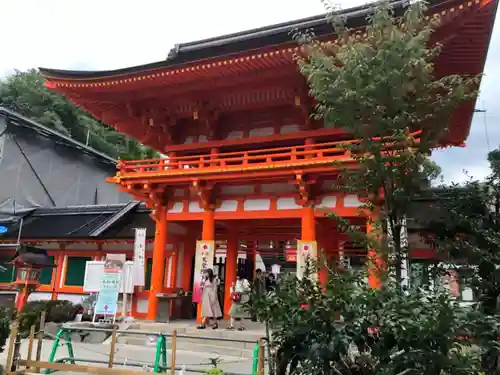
[
  {"left": 0, "top": 308, "right": 11, "bottom": 353},
  {"left": 18, "top": 300, "right": 78, "bottom": 336},
  {"left": 252, "top": 267, "right": 499, "bottom": 375}
]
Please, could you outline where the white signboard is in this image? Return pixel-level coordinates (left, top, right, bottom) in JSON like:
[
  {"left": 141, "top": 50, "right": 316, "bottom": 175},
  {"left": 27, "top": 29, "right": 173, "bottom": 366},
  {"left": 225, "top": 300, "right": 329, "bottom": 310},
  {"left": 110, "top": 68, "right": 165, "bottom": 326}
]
[
  {"left": 84, "top": 261, "right": 135, "bottom": 294},
  {"left": 296, "top": 241, "right": 318, "bottom": 280},
  {"left": 133, "top": 228, "right": 146, "bottom": 286}
]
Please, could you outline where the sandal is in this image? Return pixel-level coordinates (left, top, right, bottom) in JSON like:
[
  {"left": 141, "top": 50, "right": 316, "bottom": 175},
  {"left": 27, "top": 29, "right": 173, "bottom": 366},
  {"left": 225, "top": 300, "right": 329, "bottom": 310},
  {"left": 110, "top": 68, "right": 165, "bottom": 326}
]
[
  {"left": 197, "top": 324, "right": 206, "bottom": 329},
  {"left": 226, "top": 326, "right": 235, "bottom": 330},
  {"left": 212, "top": 323, "right": 218, "bottom": 330},
  {"left": 238, "top": 327, "right": 245, "bottom": 331}
]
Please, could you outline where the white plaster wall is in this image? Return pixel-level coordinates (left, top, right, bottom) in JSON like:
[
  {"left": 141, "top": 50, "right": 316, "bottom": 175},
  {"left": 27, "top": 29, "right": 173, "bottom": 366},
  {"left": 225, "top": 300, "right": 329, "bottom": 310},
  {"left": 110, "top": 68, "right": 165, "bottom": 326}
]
[
  {"left": 168, "top": 202, "right": 184, "bottom": 213},
  {"left": 226, "top": 131, "right": 244, "bottom": 139},
  {"left": 136, "top": 298, "right": 148, "bottom": 313},
  {"left": 277, "top": 197, "right": 300, "bottom": 210},
  {"left": 261, "top": 183, "right": 296, "bottom": 194},
  {"left": 57, "top": 293, "right": 87, "bottom": 304},
  {"left": 244, "top": 199, "right": 271, "bottom": 211},
  {"left": 249, "top": 127, "right": 274, "bottom": 137},
  {"left": 27, "top": 292, "right": 52, "bottom": 302},
  {"left": 344, "top": 195, "right": 362, "bottom": 207},
  {"left": 320, "top": 196, "right": 337, "bottom": 208},
  {"left": 188, "top": 201, "right": 203, "bottom": 212},
  {"left": 220, "top": 185, "right": 254, "bottom": 195},
  {"left": 280, "top": 124, "right": 300, "bottom": 134},
  {"left": 215, "top": 200, "right": 238, "bottom": 212}
]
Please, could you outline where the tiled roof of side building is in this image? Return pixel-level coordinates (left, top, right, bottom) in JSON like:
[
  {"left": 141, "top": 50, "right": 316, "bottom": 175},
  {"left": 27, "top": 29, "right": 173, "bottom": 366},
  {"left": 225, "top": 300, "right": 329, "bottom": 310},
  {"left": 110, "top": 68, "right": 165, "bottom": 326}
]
[{"left": 0, "top": 202, "right": 149, "bottom": 240}]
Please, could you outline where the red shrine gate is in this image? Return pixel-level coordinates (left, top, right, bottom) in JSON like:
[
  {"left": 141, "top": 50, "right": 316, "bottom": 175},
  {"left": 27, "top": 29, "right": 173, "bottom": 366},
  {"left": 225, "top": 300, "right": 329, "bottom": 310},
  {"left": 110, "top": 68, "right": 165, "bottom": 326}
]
[{"left": 39, "top": 0, "right": 498, "bottom": 320}]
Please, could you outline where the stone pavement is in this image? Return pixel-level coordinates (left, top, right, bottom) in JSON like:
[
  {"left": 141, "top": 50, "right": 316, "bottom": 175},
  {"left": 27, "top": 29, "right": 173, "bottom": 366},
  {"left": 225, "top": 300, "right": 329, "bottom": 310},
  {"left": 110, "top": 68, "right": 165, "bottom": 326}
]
[{"left": 0, "top": 338, "right": 254, "bottom": 374}]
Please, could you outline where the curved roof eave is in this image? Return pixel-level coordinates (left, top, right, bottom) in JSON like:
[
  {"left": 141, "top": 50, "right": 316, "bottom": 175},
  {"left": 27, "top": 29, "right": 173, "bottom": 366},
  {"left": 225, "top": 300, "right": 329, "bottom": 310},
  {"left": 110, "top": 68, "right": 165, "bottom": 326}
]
[{"left": 39, "top": 0, "right": 414, "bottom": 80}]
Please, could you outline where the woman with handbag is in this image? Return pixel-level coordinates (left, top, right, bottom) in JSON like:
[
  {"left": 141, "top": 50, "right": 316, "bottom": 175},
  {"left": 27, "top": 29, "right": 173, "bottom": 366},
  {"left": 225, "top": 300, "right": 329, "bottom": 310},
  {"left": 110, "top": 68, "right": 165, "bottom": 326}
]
[
  {"left": 198, "top": 268, "right": 222, "bottom": 329},
  {"left": 227, "top": 273, "right": 251, "bottom": 331}
]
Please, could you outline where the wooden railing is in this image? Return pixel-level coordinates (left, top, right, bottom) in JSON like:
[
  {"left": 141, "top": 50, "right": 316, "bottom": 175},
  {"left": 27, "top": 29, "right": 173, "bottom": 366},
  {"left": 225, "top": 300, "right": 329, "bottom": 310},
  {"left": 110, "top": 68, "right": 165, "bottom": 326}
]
[
  {"left": 116, "top": 130, "right": 422, "bottom": 176},
  {"left": 117, "top": 140, "right": 351, "bottom": 174}
]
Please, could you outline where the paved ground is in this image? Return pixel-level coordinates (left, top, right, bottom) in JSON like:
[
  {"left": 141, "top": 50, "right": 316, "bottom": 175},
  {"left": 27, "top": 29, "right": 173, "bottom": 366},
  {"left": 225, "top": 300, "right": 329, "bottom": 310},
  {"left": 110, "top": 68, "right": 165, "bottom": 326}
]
[{"left": 0, "top": 338, "right": 254, "bottom": 374}]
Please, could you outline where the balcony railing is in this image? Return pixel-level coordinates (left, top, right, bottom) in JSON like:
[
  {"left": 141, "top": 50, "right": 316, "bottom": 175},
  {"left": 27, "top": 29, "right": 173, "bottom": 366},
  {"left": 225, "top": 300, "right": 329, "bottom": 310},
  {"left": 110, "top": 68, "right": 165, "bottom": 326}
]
[
  {"left": 117, "top": 140, "right": 352, "bottom": 175},
  {"left": 115, "top": 130, "right": 422, "bottom": 178}
]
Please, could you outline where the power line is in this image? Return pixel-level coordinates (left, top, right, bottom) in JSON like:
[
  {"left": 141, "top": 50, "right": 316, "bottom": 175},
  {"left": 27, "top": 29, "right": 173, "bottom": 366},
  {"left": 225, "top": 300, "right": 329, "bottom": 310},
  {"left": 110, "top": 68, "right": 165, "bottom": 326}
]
[{"left": 475, "top": 104, "right": 490, "bottom": 151}]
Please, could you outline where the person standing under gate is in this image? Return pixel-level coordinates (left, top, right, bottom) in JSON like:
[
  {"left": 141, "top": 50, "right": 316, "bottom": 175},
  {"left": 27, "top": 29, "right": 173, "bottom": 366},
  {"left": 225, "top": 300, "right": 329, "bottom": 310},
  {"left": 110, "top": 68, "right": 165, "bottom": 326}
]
[
  {"left": 198, "top": 268, "right": 222, "bottom": 329},
  {"left": 227, "top": 273, "right": 251, "bottom": 331}
]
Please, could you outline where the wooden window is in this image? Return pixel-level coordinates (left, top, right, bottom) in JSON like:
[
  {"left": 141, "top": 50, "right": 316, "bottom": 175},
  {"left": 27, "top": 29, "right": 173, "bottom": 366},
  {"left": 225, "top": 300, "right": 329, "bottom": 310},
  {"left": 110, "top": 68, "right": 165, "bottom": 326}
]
[
  {"left": 65, "top": 256, "right": 92, "bottom": 286},
  {"left": 145, "top": 258, "right": 153, "bottom": 290},
  {"left": 39, "top": 256, "right": 55, "bottom": 285},
  {"left": 144, "top": 257, "right": 169, "bottom": 290},
  {"left": 0, "top": 262, "right": 16, "bottom": 283}
]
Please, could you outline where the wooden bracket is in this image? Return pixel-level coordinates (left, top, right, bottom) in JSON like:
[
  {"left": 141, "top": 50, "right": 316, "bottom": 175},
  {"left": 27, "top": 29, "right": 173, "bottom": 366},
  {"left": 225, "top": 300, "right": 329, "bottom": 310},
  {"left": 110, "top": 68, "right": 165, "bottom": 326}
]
[
  {"left": 191, "top": 180, "right": 218, "bottom": 210},
  {"left": 194, "top": 103, "right": 221, "bottom": 140},
  {"left": 292, "top": 173, "right": 317, "bottom": 206},
  {"left": 125, "top": 183, "right": 169, "bottom": 221},
  {"left": 294, "top": 85, "right": 314, "bottom": 130}
]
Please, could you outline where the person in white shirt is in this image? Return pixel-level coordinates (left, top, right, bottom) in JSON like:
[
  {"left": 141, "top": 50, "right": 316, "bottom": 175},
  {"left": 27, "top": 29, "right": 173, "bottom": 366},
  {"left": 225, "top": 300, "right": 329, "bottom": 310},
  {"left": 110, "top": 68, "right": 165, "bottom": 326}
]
[{"left": 227, "top": 273, "right": 251, "bottom": 331}]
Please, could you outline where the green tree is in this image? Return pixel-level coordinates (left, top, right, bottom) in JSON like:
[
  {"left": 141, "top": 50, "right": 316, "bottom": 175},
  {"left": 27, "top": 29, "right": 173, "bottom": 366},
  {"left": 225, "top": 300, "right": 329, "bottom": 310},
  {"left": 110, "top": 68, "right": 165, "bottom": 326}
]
[
  {"left": 252, "top": 267, "right": 496, "bottom": 375},
  {"left": 296, "top": 0, "right": 478, "bottom": 284},
  {"left": 424, "top": 148, "right": 500, "bottom": 316},
  {"left": 0, "top": 69, "right": 158, "bottom": 160}
]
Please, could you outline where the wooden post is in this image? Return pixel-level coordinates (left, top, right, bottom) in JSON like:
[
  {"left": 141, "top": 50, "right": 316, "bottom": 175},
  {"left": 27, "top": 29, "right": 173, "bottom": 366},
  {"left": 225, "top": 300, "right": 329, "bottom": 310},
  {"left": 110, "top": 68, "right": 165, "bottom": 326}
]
[
  {"left": 197, "top": 209, "right": 215, "bottom": 323},
  {"left": 108, "top": 328, "right": 117, "bottom": 368},
  {"left": 27, "top": 324, "right": 36, "bottom": 369},
  {"left": 257, "top": 339, "right": 265, "bottom": 375},
  {"left": 34, "top": 310, "right": 46, "bottom": 373},
  {"left": 224, "top": 225, "right": 238, "bottom": 319},
  {"left": 170, "top": 330, "right": 177, "bottom": 375},
  {"left": 147, "top": 207, "right": 168, "bottom": 320},
  {"left": 5, "top": 321, "right": 18, "bottom": 372}
]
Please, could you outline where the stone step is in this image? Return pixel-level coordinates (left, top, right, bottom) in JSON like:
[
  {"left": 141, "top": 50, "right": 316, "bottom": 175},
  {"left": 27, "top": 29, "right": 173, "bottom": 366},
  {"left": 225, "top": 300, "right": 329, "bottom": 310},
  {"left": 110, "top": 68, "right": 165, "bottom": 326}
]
[
  {"left": 117, "top": 323, "right": 264, "bottom": 359},
  {"left": 116, "top": 334, "right": 257, "bottom": 358}
]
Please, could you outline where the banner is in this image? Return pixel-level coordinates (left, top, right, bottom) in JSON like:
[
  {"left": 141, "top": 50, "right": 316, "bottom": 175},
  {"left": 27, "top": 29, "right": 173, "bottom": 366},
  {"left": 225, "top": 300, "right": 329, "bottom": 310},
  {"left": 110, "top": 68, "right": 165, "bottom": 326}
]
[
  {"left": 296, "top": 240, "right": 317, "bottom": 279},
  {"left": 133, "top": 228, "right": 147, "bottom": 286},
  {"left": 192, "top": 240, "right": 215, "bottom": 303},
  {"left": 94, "top": 254, "right": 125, "bottom": 317}
]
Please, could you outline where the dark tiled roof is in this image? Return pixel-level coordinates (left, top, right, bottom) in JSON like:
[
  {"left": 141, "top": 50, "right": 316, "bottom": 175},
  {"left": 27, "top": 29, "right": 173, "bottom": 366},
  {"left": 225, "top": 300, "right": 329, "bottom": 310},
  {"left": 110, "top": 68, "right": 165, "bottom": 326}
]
[{"left": 0, "top": 203, "right": 152, "bottom": 240}]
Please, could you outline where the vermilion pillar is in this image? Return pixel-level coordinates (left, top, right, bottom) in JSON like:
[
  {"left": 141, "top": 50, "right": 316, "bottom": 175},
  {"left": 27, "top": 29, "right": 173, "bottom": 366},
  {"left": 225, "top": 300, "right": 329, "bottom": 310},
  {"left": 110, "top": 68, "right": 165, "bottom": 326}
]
[
  {"left": 317, "top": 226, "right": 328, "bottom": 286},
  {"left": 197, "top": 209, "right": 215, "bottom": 322},
  {"left": 301, "top": 206, "right": 316, "bottom": 279},
  {"left": 367, "top": 218, "right": 381, "bottom": 288},
  {"left": 202, "top": 209, "right": 215, "bottom": 241},
  {"left": 224, "top": 225, "right": 238, "bottom": 319},
  {"left": 301, "top": 206, "right": 316, "bottom": 241},
  {"left": 147, "top": 207, "right": 167, "bottom": 320}
]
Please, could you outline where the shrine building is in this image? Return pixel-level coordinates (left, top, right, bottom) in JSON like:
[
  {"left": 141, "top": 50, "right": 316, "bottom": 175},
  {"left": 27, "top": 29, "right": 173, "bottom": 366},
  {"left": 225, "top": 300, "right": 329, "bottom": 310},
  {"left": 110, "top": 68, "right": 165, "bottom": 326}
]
[{"left": 39, "top": 0, "right": 498, "bottom": 320}]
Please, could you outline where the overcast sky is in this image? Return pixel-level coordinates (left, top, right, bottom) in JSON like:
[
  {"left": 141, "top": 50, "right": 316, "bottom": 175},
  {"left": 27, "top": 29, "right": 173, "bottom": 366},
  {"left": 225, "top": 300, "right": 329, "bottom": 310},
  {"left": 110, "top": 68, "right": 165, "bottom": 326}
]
[{"left": 1, "top": 0, "right": 498, "bottom": 183}]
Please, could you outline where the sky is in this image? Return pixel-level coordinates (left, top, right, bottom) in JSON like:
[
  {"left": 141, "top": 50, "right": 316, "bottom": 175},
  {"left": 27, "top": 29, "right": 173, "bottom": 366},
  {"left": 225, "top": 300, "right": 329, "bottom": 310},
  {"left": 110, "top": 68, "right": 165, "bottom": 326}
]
[{"left": 1, "top": 0, "right": 499, "bottom": 184}]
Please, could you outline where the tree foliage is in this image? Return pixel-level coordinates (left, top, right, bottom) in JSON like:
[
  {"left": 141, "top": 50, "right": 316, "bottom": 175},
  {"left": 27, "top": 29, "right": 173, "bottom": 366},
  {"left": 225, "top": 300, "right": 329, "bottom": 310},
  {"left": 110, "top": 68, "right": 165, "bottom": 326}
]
[
  {"left": 296, "top": 0, "right": 479, "bottom": 282},
  {"left": 252, "top": 267, "right": 499, "bottom": 375},
  {"left": 423, "top": 149, "right": 500, "bottom": 316},
  {"left": 0, "top": 69, "right": 158, "bottom": 160}
]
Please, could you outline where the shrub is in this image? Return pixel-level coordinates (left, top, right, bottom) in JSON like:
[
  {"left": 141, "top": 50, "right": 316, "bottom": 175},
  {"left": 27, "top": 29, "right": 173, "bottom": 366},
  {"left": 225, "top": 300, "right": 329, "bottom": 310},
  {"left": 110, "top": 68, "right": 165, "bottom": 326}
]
[
  {"left": 18, "top": 300, "right": 78, "bottom": 336},
  {"left": 252, "top": 268, "right": 500, "bottom": 375},
  {"left": 0, "top": 308, "right": 11, "bottom": 353}
]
